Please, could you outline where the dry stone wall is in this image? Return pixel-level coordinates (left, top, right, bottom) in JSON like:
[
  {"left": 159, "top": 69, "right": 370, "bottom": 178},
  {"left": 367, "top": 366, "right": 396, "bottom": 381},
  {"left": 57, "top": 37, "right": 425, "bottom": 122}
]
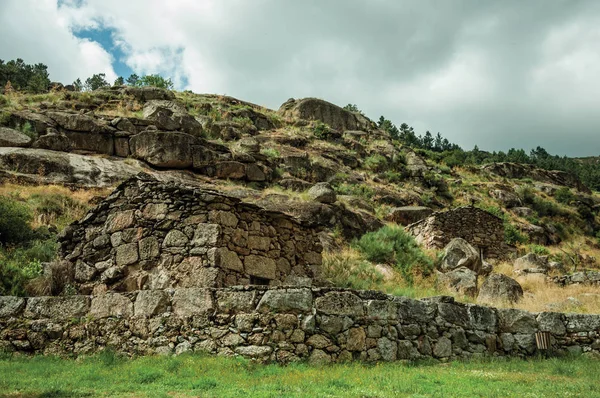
[
  {"left": 59, "top": 176, "right": 322, "bottom": 294},
  {"left": 1, "top": 287, "right": 599, "bottom": 362},
  {"left": 407, "top": 207, "right": 511, "bottom": 259}
]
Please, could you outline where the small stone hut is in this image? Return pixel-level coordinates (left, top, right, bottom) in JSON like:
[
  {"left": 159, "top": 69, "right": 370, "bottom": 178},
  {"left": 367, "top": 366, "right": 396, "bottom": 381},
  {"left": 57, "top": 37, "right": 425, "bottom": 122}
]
[
  {"left": 59, "top": 176, "right": 322, "bottom": 294},
  {"left": 406, "top": 206, "right": 510, "bottom": 259}
]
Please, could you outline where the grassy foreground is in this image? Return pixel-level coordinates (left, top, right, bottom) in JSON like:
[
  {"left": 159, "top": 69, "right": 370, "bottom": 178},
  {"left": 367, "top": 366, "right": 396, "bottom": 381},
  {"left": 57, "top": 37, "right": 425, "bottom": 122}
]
[{"left": 0, "top": 353, "right": 598, "bottom": 398}]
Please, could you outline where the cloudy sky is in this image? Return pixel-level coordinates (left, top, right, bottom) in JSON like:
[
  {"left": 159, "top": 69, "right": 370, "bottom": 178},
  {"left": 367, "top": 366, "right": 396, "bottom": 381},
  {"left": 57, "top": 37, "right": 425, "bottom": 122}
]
[{"left": 1, "top": 0, "right": 599, "bottom": 156}]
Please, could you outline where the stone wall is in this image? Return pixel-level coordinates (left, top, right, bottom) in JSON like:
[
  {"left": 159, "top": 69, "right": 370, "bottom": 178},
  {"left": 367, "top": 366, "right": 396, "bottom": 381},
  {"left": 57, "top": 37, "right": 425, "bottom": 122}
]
[
  {"left": 1, "top": 287, "right": 599, "bottom": 362},
  {"left": 407, "top": 207, "right": 511, "bottom": 259},
  {"left": 59, "top": 176, "right": 322, "bottom": 294}
]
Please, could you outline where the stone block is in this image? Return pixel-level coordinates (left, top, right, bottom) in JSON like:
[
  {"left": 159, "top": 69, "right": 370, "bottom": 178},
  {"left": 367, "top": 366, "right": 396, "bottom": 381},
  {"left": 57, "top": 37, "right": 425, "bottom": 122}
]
[
  {"left": 25, "top": 296, "right": 90, "bottom": 320},
  {"left": 256, "top": 288, "right": 313, "bottom": 313},
  {"left": 134, "top": 290, "right": 170, "bottom": 317},
  {"left": 315, "top": 292, "right": 364, "bottom": 317},
  {"left": 245, "top": 255, "right": 277, "bottom": 280},
  {"left": 172, "top": 288, "right": 214, "bottom": 317},
  {"left": 90, "top": 293, "right": 133, "bottom": 318}
]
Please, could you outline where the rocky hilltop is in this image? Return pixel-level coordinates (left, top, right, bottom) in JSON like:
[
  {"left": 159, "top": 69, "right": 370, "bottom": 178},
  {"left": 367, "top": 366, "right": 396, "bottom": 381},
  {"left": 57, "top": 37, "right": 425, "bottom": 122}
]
[{"left": 1, "top": 85, "right": 600, "bottom": 311}]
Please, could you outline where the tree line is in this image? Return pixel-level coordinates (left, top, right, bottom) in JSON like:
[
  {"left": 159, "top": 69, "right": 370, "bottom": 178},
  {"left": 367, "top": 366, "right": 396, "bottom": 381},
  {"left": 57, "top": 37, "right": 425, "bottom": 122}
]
[
  {"left": 0, "top": 58, "right": 174, "bottom": 93},
  {"left": 345, "top": 104, "right": 600, "bottom": 192}
]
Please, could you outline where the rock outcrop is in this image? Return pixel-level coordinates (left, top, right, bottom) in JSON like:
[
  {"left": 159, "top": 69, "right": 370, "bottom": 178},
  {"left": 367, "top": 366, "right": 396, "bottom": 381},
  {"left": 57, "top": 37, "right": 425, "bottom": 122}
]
[
  {"left": 482, "top": 162, "right": 590, "bottom": 193},
  {"left": 279, "top": 98, "right": 376, "bottom": 132},
  {"left": 478, "top": 274, "right": 523, "bottom": 304}
]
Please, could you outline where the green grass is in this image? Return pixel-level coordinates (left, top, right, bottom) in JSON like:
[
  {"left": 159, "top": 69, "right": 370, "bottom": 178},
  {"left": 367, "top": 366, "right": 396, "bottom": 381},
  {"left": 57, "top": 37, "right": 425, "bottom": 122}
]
[{"left": 0, "top": 353, "right": 598, "bottom": 397}]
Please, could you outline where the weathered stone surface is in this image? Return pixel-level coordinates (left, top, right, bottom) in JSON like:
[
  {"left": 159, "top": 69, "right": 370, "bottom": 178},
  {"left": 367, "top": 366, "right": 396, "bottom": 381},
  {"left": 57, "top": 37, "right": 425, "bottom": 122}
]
[
  {"left": 134, "top": 290, "right": 169, "bottom": 317},
  {"left": 24, "top": 296, "right": 90, "bottom": 320},
  {"left": 378, "top": 337, "right": 397, "bottom": 361},
  {"left": 440, "top": 238, "right": 482, "bottom": 274},
  {"left": 0, "top": 296, "right": 26, "bottom": 317},
  {"left": 139, "top": 237, "right": 160, "bottom": 260},
  {"left": 130, "top": 131, "right": 201, "bottom": 168},
  {"left": 565, "top": 313, "right": 600, "bottom": 333},
  {"left": 498, "top": 309, "right": 537, "bottom": 334},
  {"left": 235, "top": 345, "right": 273, "bottom": 358},
  {"left": 91, "top": 293, "right": 133, "bottom": 318},
  {"left": 208, "top": 247, "right": 243, "bottom": 271},
  {"left": 116, "top": 243, "right": 139, "bottom": 266},
  {"left": 346, "top": 327, "right": 366, "bottom": 351},
  {"left": 514, "top": 253, "right": 549, "bottom": 274},
  {"left": 433, "top": 336, "right": 452, "bottom": 358},
  {"left": 163, "top": 230, "right": 189, "bottom": 247},
  {"left": 0, "top": 147, "right": 145, "bottom": 188},
  {"left": 105, "top": 211, "right": 135, "bottom": 233},
  {"left": 245, "top": 255, "right": 277, "bottom": 280},
  {"left": 478, "top": 274, "right": 523, "bottom": 304},
  {"left": 0, "top": 127, "right": 32, "bottom": 147},
  {"left": 279, "top": 97, "right": 374, "bottom": 132},
  {"left": 216, "top": 291, "right": 256, "bottom": 313},
  {"left": 436, "top": 267, "right": 478, "bottom": 298},
  {"left": 192, "top": 223, "right": 221, "bottom": 246},
  {"left": 386, "top": 206, "right": 433, "bottom": 226},
  {"left": 172, "top": 288, "right": 214, "bottom": 317},
  {"left": 315, "top": 292, "right": 364, "bottom": 317},
  {"left": 537, "top": 312, "right": 566, "bottom": 335},
  {"left": 256, "top": 289, "right": 312, "bottom": 313},
  {"left": 307, "top": 182, "right": 336, "bottom": 204}
]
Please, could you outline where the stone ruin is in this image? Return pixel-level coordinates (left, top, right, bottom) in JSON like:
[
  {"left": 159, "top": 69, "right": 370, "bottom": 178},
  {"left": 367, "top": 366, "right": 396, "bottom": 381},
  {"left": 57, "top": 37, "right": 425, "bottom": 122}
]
[
  {"left": 58, "top": 175, "right": 323, "bottom": 294},
  {"left": 407, "top": 206, "right": 511, "bottom": 259}
]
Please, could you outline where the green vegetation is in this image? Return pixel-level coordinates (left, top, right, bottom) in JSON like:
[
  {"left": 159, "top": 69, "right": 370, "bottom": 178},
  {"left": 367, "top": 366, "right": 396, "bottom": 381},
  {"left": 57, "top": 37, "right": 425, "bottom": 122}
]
[
  {"left": 312, "top": 121, "right": 330, "bottom": 139},
  {"left": 353, "top": 225, "right": 434, "bottom": 283},
  {"left": 0, "top": 58, "right": 50, "bottom": 93},
  {"left": 363, "top": 154, "right": 388, "bottom": 172},
  {"left": 0, "top": 353, "right": 598, "bottom": 397},
  {"left": 260, "top": 147, "right": 280, "bottom": 159}
]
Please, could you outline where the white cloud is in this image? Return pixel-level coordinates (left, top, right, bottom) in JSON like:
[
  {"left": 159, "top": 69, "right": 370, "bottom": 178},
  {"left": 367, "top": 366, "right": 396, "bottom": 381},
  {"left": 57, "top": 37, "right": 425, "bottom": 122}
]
[{"left": 0, "top": 0, "right": 116, "bottom": 83}]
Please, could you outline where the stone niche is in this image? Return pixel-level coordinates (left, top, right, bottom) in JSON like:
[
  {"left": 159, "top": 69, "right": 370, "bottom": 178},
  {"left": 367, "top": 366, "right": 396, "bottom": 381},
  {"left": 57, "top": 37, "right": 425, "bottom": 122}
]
[
  {"left": 59, "top": 176, "right": 323, "bottom": 294},
  {"left": 406, "top": 206, "right": 511, "bottom": 259}
]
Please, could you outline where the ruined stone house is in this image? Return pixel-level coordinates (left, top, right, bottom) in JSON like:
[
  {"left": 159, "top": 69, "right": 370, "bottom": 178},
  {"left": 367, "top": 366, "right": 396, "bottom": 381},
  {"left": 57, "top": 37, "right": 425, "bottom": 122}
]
[
  {"left": 406, "top": 206, "right": 511, "bottom": 259},
  {"left": 59, "top": 176, "right": 323, "bottom": 294}
]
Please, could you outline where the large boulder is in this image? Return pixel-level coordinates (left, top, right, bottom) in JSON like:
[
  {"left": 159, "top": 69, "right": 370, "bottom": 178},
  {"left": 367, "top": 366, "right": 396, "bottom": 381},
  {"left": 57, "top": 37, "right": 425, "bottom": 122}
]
[
  {"left": 439, "top": 238, "right": 482, "bottom": 274},
  {"left": 477, "top": 274, "right": 523, "bottom": 304},
  {"left": 436, "top": 267, "right": 478, "bottom": 297},
  {"left": 32, "top": 128, "right": 72, "bottom": 152},
  {"left": 514, "top": 253, "right": 549, "bottom": 275},
  {"left": 278, "top": 98, "right": 375, "bottom": 132},
  {"left": 386, "top": 206, "right": 433, "bottom": 225},
  {"left": 130, "top": 131, "right": 201, "bottom": 168},
  {"left": 123, "top": 86, "right": 175, "bottom": 102},
  {"left": 308, "top": 182, "right": 336, "bottom": 204},
  {"left": 45, "top": 111, "right": 111, "bottom": 133},
  {"left": 0, "top": 127, "right": 32, "bottom": 147},
  {"left": 489, "top": 187, "right": 521, "bottom": 208},
  {"left": 143, "top": 100, "right": 203, "bottom": 136},
  {"left": 0, "top": 147, "right": 146, "bottom": 187},
  {"left": 8, "top": 111, "right": 56, "bottom": 135}
]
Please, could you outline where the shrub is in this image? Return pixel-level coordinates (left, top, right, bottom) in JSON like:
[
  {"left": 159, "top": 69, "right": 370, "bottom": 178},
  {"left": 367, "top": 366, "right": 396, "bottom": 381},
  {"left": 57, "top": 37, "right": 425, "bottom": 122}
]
[
  {"left": 321, "top": 250, "right": 384, "bottom": 290},
  {"left": 554, "top": 187, "right": 575, "bottom": 204},
  {"left": 260, "top": 148, "right": 280, "bottom": 159},
  {"left": 518, "top": 186, "right": 564, "bottom": 217},
  {"left": 364, "top": 154, "right": 388, "bottom": 172},
  {"left": 334, "top": 183, "right": 375, "bottom": 199},
  {"left": 353, "top": 225, "right": 434, "bottom": 284},
  {"left": 529, "top": 244, "right": 550, "bottom": 256},
  {"left": 0, "top": 196, "right": 33, "bottom": 245},
  {"left": 505, "top": 223, "right": 528, "bottom": 245},
  {"left": 313, "top": 122, "right": 330, "bottom": 139},
  {"left": 0, "top": 238, "right": 56, "bottom": 296},
  {"left": 0, "top": 95, "right": 8, "bottom": 107}
]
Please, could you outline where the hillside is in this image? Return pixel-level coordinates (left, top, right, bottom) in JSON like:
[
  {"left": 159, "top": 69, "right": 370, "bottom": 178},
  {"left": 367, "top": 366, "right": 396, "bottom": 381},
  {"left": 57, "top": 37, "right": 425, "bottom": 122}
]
[{"left": 1, "top": 86, "right": 600, "bottom": 314}]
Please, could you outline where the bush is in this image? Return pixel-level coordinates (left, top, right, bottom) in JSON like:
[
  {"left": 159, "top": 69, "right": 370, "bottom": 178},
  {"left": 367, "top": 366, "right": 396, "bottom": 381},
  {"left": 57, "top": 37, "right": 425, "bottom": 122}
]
[
  {"left": 334, "top": 183, "right": 375, "bottom": 199},
  {"left": 260, "top": 148, "right": 280, "bottom": 159},
  {"left": 518, "top": 187, "right": 564, "bottom": 217},
  {"left": 353, "top": 225, "right": 434, "bottom": 284},
  {"left": 321, "top": 250, "right": 384, "bottom": 290},
  {"left": 554, "top": 187, "right": 575, "bottom": 204},
  {"left": 529, "top": 244, "right": 550, "bottom": 256},
  {"left": 313, "top": 122, "right": 330, "bottom": 139},
  {"left": 364, "top": 154, "right": 388, "bottom": 172},
  {"left": 0, "top": 238, "right": 56, "bottom": 296},
  {"left": 505, "top": 223, "right": 528, "bottom": 245},
  {"left": 0, "top": 196, "right": 33, "bottom": 245}
]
